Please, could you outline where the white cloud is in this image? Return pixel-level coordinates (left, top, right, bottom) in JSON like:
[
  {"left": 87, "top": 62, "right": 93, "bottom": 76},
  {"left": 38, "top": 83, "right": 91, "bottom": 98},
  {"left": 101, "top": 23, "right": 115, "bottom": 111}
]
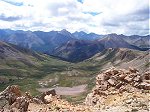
[{"left": 0, "top": 0, "right": 149, "bottom": 35}]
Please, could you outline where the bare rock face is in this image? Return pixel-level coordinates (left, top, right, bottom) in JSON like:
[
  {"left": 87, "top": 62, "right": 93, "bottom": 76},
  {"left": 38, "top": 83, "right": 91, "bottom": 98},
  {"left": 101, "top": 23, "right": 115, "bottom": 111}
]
[
  {"left": 0, "top": 85, "right": 21, "bottom": 97},
  {"left": 0, "top": 85, "right": 21, "bottom": 105},
  {"left": 10, "top": 96, "right": 29, "bottom": 112},
  {"left": 85, "top": 67, "right": 150, "bottom": 112},
  {"left": 0, "top": 85, "right": 29, "bottom": 112},
  {"left": 0, "top": 85, "right": 58, "bottom": 111}
]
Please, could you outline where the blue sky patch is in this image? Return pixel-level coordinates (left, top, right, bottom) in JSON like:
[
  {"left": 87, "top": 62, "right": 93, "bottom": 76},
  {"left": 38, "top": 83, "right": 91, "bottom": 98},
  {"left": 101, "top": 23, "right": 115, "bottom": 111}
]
[
  {"left": 2, "top": 0, "right": 23, "bottom": 6},
  {"left": 77, "top": 0, "right": 84, "bottom": 4},
  {"left": 84, "top": 12, "right": 101, "bottom": 16}
]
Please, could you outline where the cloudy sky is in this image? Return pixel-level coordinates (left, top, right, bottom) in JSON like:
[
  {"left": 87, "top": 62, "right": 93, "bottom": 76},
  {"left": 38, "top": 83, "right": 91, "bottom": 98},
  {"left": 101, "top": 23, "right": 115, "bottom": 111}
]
[{"left": 0, "top": 0, "right": 149, "bottom": 35}]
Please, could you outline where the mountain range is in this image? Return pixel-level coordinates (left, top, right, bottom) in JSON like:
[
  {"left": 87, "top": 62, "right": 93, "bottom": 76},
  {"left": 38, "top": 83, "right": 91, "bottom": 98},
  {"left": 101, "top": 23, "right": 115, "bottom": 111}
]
[{"left": 0, "top": 29, "right": 149, "bottom": 62}]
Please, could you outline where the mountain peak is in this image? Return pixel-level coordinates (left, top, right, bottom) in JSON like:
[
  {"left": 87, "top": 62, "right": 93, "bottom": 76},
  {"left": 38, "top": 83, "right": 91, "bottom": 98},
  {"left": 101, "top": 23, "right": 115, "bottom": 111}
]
[
  {"left": 59, "top": 29, "right": 69, "bottom": 33},
  {"left": 107, "top": 33, "right": 118, "bottom": 36},
  {"left": 58, "top": 29, "right": 75, "bottom": 39}
]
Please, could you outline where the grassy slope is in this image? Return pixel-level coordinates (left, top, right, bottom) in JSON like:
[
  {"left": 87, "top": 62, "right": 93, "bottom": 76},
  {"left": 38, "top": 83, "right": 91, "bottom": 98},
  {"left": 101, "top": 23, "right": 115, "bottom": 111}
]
[{"left": 0, "top": 54, "right": 98, "bottom": 103}]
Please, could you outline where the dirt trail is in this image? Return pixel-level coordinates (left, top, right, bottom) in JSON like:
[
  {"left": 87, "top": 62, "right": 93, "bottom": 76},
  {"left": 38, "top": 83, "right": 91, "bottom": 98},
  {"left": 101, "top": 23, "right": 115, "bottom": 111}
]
[{"left": 37, "top": 84, "right": 87, "bottom": 96}]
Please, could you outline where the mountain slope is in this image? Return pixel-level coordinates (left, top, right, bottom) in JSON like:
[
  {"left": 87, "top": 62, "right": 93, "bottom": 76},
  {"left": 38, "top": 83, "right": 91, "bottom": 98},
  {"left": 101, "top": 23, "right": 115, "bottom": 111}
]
[
  {"left": 0, "top": 41, "right": 45, "bottom": 66},
  {"left": 82, "top": 48, "right": 149, "bottom": 72},
  {"left": 121, "top": 35, "right": 150, "bottom": 48},
  {"left": 8, "top": 31, "right": 44, "bottom": 49},
  {"left": 133, "top": 36, "right": 150, "bottom": 48},
  {"left": 53, "top": 34, "right": 147, "bottom": 62},
  {"left": 72, "top": 31, "right": 103, "bottom": 40},
  {"left": 34, "top": 29, "right": 76, "bottom": 53},
  {"left": 0, "top": 29, "right": 76, "bottom": 54},
  {"left": 53, "top": 40, "right": 105, "bottom": 62},
  {"left": 98, "top": 34, "right": 144, "bottom": 50},
  {"left": 0, "top": 41, "right": 73, "bottom": 94}
]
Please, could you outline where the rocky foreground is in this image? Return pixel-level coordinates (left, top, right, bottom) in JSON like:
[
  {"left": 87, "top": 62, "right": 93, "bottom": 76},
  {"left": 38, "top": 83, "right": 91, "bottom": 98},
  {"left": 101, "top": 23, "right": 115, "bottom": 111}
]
[
  {"left": 0, "top": 68, "right": 149, "bottom": 112},
  {"left": 85, "top": 67, "right": 150, "bottom": 112}
]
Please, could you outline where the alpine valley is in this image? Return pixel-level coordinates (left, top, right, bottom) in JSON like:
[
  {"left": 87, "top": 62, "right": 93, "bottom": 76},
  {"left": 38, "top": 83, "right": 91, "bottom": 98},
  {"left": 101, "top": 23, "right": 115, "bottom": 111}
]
[{"left": 0, "top": 29, "right": 149, "bottom": 112}]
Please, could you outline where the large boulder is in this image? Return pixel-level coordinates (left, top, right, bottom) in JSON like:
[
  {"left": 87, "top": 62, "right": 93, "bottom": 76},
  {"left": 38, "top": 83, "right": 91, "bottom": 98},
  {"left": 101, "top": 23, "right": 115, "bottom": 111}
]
[{"left": 37, "top": 89, "right": 56, "bottom": 104}]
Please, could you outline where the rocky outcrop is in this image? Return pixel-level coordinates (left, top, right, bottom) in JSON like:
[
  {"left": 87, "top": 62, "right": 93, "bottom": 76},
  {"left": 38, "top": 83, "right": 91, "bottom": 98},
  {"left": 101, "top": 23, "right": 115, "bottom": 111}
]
[
  {"left": 93, "top": 67, "right": 150, "bottom": 96},
  {"left": 0, "top": 85, "right": 21, "bottom": 105},
  {"left": 85, "top": 67, "right": 150, "bottom": 112},
  {"left": 0, "top": 86, "right": 59, "bottom": 112},
  {"left": 0, "top": 85, "right": 29, "bottom": 112},
  {"left": 10, "top": 96, "right": 29, "bottom": 112}
]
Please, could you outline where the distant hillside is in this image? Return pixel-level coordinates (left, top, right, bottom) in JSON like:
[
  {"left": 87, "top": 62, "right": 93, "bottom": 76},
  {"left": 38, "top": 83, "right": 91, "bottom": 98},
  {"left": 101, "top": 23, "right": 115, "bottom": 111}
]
[
  {"left": 133, "top": 36, "right": 150, "bottom": 48},
  {"left": 53, "top": 40, "right": 104, "bottom": 62},
  {"left": 98, "top": 34, "right": 141, "bottom": 50},
  {"left": 121, "top": 35, "right": 150, "bottom": 48},
  {"left": 83, "top": 48, "right": 149, "bottom": 72}
]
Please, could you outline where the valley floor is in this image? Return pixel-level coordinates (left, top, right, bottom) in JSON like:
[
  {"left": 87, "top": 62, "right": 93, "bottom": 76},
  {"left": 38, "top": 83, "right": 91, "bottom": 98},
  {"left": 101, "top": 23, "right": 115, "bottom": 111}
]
[{"left": 37, "top": 84, "right": 87, "bottom": 96}]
